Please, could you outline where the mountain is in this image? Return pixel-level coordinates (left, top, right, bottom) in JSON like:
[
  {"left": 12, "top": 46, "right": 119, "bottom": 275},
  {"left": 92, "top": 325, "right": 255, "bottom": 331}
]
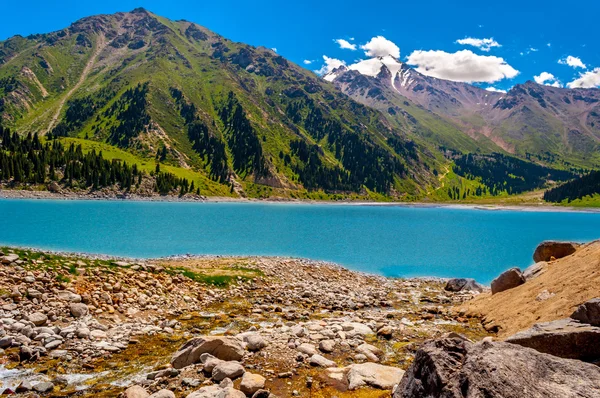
[
  {"left": 0, "top": 8, "right": 439, "bottom": 199},
  {"left": 326, "top": 56, "right": 600, "bottom": 170}
]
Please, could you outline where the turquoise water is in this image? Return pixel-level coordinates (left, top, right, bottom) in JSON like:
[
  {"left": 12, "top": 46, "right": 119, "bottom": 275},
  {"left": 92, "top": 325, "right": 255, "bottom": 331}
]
[{"left": 1, "top": 199, "right": 599, "bottom": 284}]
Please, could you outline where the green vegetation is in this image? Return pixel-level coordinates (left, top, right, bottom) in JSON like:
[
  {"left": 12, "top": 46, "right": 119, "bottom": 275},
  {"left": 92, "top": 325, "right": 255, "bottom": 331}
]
[{"left": 543, "top": 171, "right": 600, "bottom": 204}]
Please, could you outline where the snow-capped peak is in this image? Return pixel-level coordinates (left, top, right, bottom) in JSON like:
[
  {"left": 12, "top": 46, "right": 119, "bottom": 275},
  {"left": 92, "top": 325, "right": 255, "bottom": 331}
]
[
  {"left": 323, "top": 65, "right": 348, "bottom": 82},
  {"left": 348, "top": 55, "right": 403, "bottom": 78}
]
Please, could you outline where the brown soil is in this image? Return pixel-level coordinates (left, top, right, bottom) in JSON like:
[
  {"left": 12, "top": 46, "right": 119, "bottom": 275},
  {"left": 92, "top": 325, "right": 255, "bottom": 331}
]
[{"left": 459, "top": 240, "right": 600, "bottom": 338}]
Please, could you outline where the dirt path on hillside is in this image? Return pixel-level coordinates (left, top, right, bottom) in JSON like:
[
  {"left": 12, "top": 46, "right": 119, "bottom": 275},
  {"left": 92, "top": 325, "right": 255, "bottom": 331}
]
[{"left": 46, "top": 34, "right": 106, "bottom": 133}]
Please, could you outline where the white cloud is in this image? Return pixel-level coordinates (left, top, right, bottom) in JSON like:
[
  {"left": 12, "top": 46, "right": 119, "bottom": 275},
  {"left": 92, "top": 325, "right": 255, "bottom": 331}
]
[
  {"left": 316, "top": 55, "right": 346, "bottom": 76},
  {"left": 360, "top": 36, "right": 400, "bottom": 58},
  {"left": 558, "top": 55, "right": 586, "bottom": 69},
  {"left": 567, "top": 68, "right": 600, "bottom": 88},
  {"left": 456, "top": 37, "right": 501, "bottom": 52},
  {"left": 485, "top": 87, "right": 507, "bottom": 93},
  {"left": 534, "top": 72, "right": 561, "bottom": 87},
  {"left": 405, "top": 49, "right": 519, "bottom": 83},
  {"left": 303, "top": 59, "right": 313, "bottom": 65},
  {"left": 335, "top": 39, "right": 357, "bottom": 51},
  {"left": 271, "top": 48, "right": 277, "bottom": 53}
]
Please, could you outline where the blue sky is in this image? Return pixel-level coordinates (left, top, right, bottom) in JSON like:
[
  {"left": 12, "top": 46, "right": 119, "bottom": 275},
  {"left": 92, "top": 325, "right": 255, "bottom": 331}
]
[{"left": 2, "top": 0, "right": 599, "bottom": 91}]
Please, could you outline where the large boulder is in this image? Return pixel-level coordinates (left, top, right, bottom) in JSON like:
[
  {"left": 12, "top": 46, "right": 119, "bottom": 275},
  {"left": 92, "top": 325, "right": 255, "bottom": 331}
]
[
  {"left": 171, "top": 336, "right": 245, "bottom": 369},
  {"left": 533, "top": 241, "right": 579, "bottom": 262},
  {"left": 347, "top": 363, "right": 404, "bottom": 390},
  {"left": 571, "top": 298, "right": 600, "bottom": 326},
  {"left": 505, "top": 318, "right": 600, "bottom": 361},
  {"left": 490, "top": 267, "right": 525, "bottom": 295},
  {"left": 393, "top": 337, "right": 600, "bottom": 398},
  {"left": 444, "top": 278, "right": 485, "bottom": 293},
  {"left": 321, "top": 363, "right": 404, "bottom": 391}
]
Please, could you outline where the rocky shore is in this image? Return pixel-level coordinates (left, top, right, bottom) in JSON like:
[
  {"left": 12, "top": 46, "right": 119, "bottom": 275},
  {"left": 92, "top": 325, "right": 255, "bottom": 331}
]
[
  {"left": 2, "top": 242, "right": 600, "bottom": 397},
  {"left": 0, "top": 247, "right": 485, "bottom": 397}
]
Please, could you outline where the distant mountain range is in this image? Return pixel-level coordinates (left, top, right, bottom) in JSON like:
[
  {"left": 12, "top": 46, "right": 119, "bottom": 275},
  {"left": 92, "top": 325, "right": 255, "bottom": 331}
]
[
  {"left": 0, "top": 9, "right": 598, "bottom": 200},
  {"left": 326, "top": 56, "right": 600, "bottom": 169}
]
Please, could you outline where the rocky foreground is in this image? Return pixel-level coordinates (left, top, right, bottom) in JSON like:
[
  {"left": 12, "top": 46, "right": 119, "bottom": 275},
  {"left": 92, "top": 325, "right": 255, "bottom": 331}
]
[{"left": 1, "top": 243, "right": 600, "bottom": 397}]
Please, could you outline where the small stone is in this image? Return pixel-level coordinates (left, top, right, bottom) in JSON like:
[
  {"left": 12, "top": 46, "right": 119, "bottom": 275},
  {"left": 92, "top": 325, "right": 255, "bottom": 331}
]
[
  {"left": 70, "top": 303, "right": 89, "bottom": 318},
  {"left": 212, "top": 361, "right": 245, "bottom": 381},
  {"left": 28, "top": 312, "right": 48, "bottom": 326},
  {"left": 33, "top": 382, "right": 54, "bottom": 393},
  {"left": 240, "top": 372, "right": 266, "bottom": 395}
]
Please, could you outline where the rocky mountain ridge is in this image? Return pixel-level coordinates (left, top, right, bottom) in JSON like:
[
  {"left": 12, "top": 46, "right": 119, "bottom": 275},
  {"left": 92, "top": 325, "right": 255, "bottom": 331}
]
[{"left": 326, "top": 55, "right": 600, "bottom": 169}]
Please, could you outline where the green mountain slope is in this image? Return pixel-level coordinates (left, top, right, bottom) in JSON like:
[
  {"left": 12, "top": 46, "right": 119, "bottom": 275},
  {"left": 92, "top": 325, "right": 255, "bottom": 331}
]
[{"left": 0, "top": 8, "right": 445, "bottom": 199}]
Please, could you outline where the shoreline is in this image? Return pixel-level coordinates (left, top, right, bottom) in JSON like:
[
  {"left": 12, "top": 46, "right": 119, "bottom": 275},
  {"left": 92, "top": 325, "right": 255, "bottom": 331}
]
[
  {"left": 0, "top": 244, "right": 453, "bottom": 284},
  {"left": 1, "top": 188, "right": 599, "bottom": 213}
]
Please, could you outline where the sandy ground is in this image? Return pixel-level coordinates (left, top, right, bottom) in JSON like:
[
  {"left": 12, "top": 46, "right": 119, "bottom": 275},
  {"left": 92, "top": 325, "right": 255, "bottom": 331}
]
[{"left": 459, "top": 240, "right": 600, "bottom": 338}]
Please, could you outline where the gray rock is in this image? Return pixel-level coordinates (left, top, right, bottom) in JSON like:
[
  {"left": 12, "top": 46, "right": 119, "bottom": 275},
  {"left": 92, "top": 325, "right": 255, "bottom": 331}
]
[
  {"left": 15, "top": 381, "right": 32, "bottom": 393},
  {"left": 533, "top": 241, "right": 579, "bottom": 262},
  {"left": 319, "top": 339, "right": 335, "bottom": 353},
  {"left": 347, "top": 362, "right": 404, "bottom": 391},
  {"left": 393, "top": 337, "right": 600, "bottom": 398},
  {"left": 523, "top": 261, "right": 547, "bottom": 281},
  {"left": 309, "top": 354, "right": 336, "bottom": 367},
  {"left": 70, "top": 303, "right": 89, "bottom": 318},
  {"left": 297, "top": 343, "right": 317, "bottom": 356},
  {"left": 505, "top": 318, "right": 600, "bottom": 361},
  {"left": 212, "top": 361, "right": 245, "bottom": 381},
  {"left": 444, "top": 278, "right": 484, "bottom": 293},
  {"left": 0, "top": 337, "right": 13, "bottom": 348},
  {"left": 28, "top": 312, "right": 48, "bottom": 326},
  {"left": 171, "top": 336, "right": 245, "bottom": 369},
  {"left": 1, "top": 253, "right": 19, "bottom": 264},
  {"left": 240, "top": 372, "right": 266, "bottom": 395},
  {"left": 243, "top": 333, "right": 268, "bottom": 351},
  {"left": 571, "top": 298, "right": 600, "bottom": 326},
  {"left": 490, "top": 267, "right": 525, "bottom": 294},
  {"left": 33, "top": 382, "right": 54, "bottom": 393},
  {"left": 57, "top": 290, "right": 82, "bottom": 303}
]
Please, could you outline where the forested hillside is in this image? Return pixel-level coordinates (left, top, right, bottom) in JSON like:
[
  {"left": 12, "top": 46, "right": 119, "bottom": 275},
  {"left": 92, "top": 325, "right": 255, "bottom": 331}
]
[{"left": 0, "top": 8, "right": 437, "bottom": 199}]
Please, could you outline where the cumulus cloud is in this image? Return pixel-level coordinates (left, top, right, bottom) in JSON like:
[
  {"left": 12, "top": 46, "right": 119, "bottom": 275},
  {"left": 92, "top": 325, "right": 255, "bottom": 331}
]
[
  {"left": 485, "top": 87, "right": 507, "bottom": 93},
  {"left": 335, "top": 39, "right": 357, "bottom": 50},
  {"left": 360, "top": 36, "right": 400, "bottom": 58},
  {"left": 567, "top": 68, "right": 600, "bottom": 88},
  {"left": 303, "top": 59, "right": 313, "bottom": 65},
  {"left": 456, "top": 37, "right": 501, "bottom": 52},
  {"left": 405, "top": 49, "right": 519, "bottom": 83},
  {"left": 534, "top": 72, "right": 561, "bottom": 87},
  {"left": 559, "top": 55, "right": 586, "bottom": 69},
  {"left": 316, "top": 55, "right": 346, "bottom": 75}
]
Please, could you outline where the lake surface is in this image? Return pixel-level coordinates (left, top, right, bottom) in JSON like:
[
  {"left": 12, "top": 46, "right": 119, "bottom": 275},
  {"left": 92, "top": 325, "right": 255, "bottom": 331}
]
[{"left": 1, "top": 199, "right": 599, "bottom": 284}]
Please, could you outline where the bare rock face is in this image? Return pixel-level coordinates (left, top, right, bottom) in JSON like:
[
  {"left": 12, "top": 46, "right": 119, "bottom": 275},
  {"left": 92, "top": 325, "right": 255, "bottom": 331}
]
[
  {"left": 171, "top": 336, "right": 245, "bottom": 369},
  {"left": 522, "top": 261, "right": 547, "bottom": 281},
  {"left": 444, "top": 278, "right": 485, "bottom": 293},
  {"left": 490, "top": 267, "right": 525, "bottom": 294},
  {"left": 571, "top": 298, "right": 600, "bottom": 326},
  {"left": 533, "top": 241, "right": 579, "bottom": 262},
  {"left": 393, "top": 337, "right": 600, "bottom": 398},
  {"left": 505, "top": 318, "right": 600, "bottom": 361}
]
